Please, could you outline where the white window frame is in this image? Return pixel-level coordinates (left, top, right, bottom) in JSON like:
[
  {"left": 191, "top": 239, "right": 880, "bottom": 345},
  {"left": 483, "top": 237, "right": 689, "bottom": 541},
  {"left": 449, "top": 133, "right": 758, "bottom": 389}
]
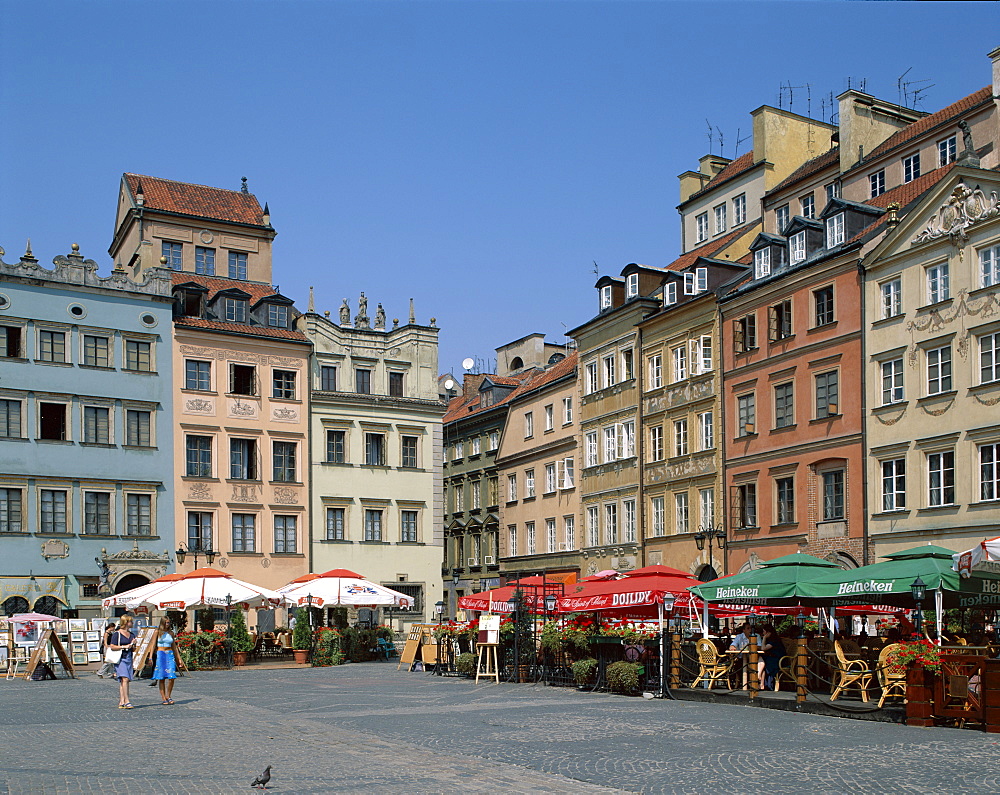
[
  {"left": 562, "top": 396, "right": 573, "bottom": 425},
  {"left": 926, "top": 262, "right": 950, "bottom": 304},
  {"left": 604, "top": 503, "right": 618, "bottom": 544},
  {"left": 585, "top": 361, "right": 598, "bottom": 394},
  {"left": 826, "top": 213, "right": 845, "bottom": 247},
  {"left": 902, "top": 152, "right": 921, "bottom": 183},
  {"left": 600, "top": 284, "right": 613, "bottom": 310},
  {"left": 775, "top": 205, "right": 789, "bottom": 234},
  {"left": 625, "top": 272, "right": 639, "bottom": 299},
  {"left": 623, "top": 499, "right": 636, "bottom": 543},
  {"left": 603, "top": 426, "right": 617, "bottom": 462},
  {"left": 800, "top": 193, "right": 815, "bottom": 219},
  {"left": 649, "top": 425, "right": 664, "bottom": 462},
  {"left": 714, "top": 203, "right": 727, "bottom": 235},
  {"left": 870, "top": 169, "right": 885, "bottom": 198},
  {"left": 981, "top": 332, "right": 1000, "bottom": 384},
  {"left": 754, "top": 247, "right": 771, "bottom": 279},
  {"left": 927, "top": 450, "right": 955, "bottom": 507},
  {"left": 585, "top": 431, "right": 599, "bottom": 467},
  {"left": 563, "top": 516, "right": 575, "bottom": 550},
  {"left": 881, "top": 458, "right": 906, "bottom": 511},
  {"left": 648, "top": 354, "right": 662, "bottom": 389},
  {"left": 559, "top": 456, "right": 575, "bottom": 489},
  {"left": 651, "top": 496, "right": 665, "bottom": 536},
  {"left": 698, "top": 411, "right": 714, "bottom": 450},
  {"left": 938, "top": 135, "right": 957, "bottom": 166},
  {"left": 545, "top": 463, "right": 556, "bottom": 494},
  {"left": 881, "top": 278, "right": 902, "bottom": 319},
  {"left": 508, "top": 525, "right": 517, "bottom": 557},
  {"left": 926, "top": 345, "right": 952, "bottom": 395},
  {"left": 526, "top": 521, "right": 536, "bottom": 555},
  {"left": 525, "top": 469, "right": 535, "bottom": 499},
  {"left": 674, "top": 492, "right": 689, "bottom": 535},
  {"left": 673, "top": 418, "right": 688, "bottom": 457},
  {"left": 546, "top": 518, "right": 557, "bottom": 553},
  {"left": 980, "top": 443, "right": 1000, "bottom": 502},
  {"left": 602, "top": 355, "right": 616, "bottom": 389},
  {"left": 733, "top": 194, "right": 746, "bottom": 226},
  {"left": 587, "top": 506, "right": 599, "bottom": 547},
  {"left": 672, "top": 345, "right": 687, "bottom": 381},
  {"left": 979, "top": 245, "right": 1000, "bottom": 288},
  {"left": 881, "top": 358, "right": 904, "bottom": 405},
  {"left": 507, "top": 474, "right": 517, "bottom": 502},
  {"left": 789, "top": 231, "right": 806, "bottom": 264},
  {"left": 664, "top": 282, "right": 677, "bottom": 305},
  {"left": 696, "top": 212, "right": 708, "bottom": 243},
  {"left": 544, "top": 404, "right": 554, "bottom": 432},
  {"left": 700, "top": 488, "right": 715, "bottom": 527},
  {"left": 524, "top": 411, "right": 534, "bottom": 438}
]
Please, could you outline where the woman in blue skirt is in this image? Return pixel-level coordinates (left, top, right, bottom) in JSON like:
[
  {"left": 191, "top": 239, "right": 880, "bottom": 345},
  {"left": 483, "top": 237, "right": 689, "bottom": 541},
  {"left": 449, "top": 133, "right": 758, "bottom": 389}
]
[
  {"left": 109, "top": 614, "right": 137, "bottom": 709},
  {"left": 152, "top": 617, "right": 179, "bottom": 704}
]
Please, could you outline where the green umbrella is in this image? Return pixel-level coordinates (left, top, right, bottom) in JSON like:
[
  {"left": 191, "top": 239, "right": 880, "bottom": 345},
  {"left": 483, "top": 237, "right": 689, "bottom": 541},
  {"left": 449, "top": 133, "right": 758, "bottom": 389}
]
[
  {"left": 800, "top": 545, "right": 1000, "bottom": 609},
  {"left": 689, "top": 552, "right": 840, "bottom": 606}
]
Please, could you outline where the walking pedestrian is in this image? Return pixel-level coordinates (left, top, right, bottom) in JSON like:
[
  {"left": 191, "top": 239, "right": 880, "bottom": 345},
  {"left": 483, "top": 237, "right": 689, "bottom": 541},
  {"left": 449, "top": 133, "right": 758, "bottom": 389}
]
[
  {"left": 152, "top": 617, "right": 179, "bottom": 705},
  {"left": 108, "top": 614, "right": 137, "bottom": 709},
  {"left": 96, "top": 620, "right": 118, "bottom": 679}
]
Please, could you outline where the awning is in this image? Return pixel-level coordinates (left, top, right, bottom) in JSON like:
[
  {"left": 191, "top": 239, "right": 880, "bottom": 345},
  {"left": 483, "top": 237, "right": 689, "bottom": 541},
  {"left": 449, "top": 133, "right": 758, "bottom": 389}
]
[{"left": 0, "top": 576, "right": 67, "bottom": 606}]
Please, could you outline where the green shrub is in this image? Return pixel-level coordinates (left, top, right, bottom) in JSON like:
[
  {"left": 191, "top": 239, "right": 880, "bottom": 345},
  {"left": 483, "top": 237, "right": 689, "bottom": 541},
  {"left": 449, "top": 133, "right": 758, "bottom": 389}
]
[
  {"left": 606, "top": 661, "right": 642, "bottom": 694},
  {"left": 312, "top": 628, "right": 345, "bottom": 667},
  {"left": 229, "top": 608, "right": 254, "bottom": 653},
  {"left": 456, "top": 652, "right": 477, "bottom": 676},
  {"left": 339, "top": 626, "right": 378, "bottom": 662},
  {"left": 197, "top": 608, "right": 215, "bottom": 632},
  {"left": 292, "top": 608, "right": 311, "bottom": 650},
  {"left": 572, "top": 657, "right": 598, "bottom": 686}
]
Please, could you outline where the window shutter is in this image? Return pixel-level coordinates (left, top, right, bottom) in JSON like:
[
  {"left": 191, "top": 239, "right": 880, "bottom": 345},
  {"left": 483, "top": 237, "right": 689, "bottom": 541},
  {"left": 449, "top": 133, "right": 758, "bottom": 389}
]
[
  {"left": 729, "top": 486, "right": 742, "bottom": 530},
  {"left": 733, "top": 319, "right": 744, "bottom": 353},
  {"left": 689, "top": 339, "right": 700, "bottom": 375},
  {"left": 768, "top": 306, "right": 777, "bottom": 342}
]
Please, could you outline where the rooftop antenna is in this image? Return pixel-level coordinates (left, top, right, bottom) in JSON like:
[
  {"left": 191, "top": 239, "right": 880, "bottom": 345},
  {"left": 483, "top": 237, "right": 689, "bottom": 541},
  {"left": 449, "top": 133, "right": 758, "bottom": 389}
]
[
  {"left": 734, "top": 127, "right": 751, "bottom": 157},
  {"left": 715, "top": 126, "right": 725, "bottom": 158},
  {"left": 705, "top": 119, "right": 714, "bottom": 155},
  {"left": 592, "top": 260, "right": 599, "bottom": 278}
]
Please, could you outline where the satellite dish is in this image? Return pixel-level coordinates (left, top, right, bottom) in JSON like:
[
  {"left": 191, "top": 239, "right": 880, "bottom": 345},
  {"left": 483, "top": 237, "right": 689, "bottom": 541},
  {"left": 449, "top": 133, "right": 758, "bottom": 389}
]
[
  {"left": 462, "top": 357, "right": 475, "bottom": 371},
  {"left": 444, "top": 379, "right": 455, "bottom": 391}
]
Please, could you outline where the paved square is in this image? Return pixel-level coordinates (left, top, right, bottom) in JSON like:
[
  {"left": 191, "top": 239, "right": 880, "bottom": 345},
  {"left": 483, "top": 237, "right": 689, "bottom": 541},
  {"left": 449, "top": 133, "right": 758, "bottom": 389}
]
[{"left": 1, "top": 664, "right": 996, "bottom": 793}]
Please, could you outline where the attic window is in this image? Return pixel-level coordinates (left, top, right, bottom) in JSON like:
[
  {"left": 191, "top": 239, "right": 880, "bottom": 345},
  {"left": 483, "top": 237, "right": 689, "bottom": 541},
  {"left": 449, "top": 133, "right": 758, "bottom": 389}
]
[
  {"left": 509, "top": 357, "right": 523, "bottom": 370},
  {"left": 181, "top": 291, "right": 202, "bottom": 316},
  {"left": 625, "top": 273, "right": 639, "bottom": 299},
  {"left": 683, "top": 268, "right": 708, "bottom": 295},
  {"left": 225, "top": 298, "right": 248, "bottom": 323},
  {"left": 754, "top": 248, "right": 771, "bottom": 279},
  {"left": 826, "top": 214, "right": 845, "bottom": 248},
  {"left": 789, "top": 231, "right": 806, "bottom": 264},
  {"left": 600, "top": 285, "right": 612, "bottom": 310},
  {"left": 664, "top": 282, "right": 677, "bottom": 305},
  {"left": 480, "top": 389, "right": 495, "bottom": 408},
  {"left": 267, "top": 304, "right": 288, "bottom": 329}
]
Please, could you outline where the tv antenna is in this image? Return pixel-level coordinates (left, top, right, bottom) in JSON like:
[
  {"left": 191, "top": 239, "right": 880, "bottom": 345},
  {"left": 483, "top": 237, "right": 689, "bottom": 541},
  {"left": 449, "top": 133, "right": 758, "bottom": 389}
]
[
  {"left": 897, "top": 67, "right": 934, "bottom": 109},
  {"left": 734, "top": 127, "right": 751, "bottom": 157},
  {"left": 778, "top": 81, "right": 812, "bottom": 118}
]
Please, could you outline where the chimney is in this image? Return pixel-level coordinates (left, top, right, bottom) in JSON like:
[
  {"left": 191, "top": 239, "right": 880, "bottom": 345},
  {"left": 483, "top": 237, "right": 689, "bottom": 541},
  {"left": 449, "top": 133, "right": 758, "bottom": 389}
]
[{"left": 990, "top": 45, "right": 1000, "bottom": 102}]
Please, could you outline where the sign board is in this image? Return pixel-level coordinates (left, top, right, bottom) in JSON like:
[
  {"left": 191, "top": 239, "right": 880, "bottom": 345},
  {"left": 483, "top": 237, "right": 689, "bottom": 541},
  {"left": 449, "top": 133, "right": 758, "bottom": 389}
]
[
  {"left": 397, "top": 623, "right": 436, "bottom": 670},
  {"left": 23, "top": 629, "right": 75, "bottom": 680},
  {"left": 131, "top": 627, "right": 158, "bottom": 673},
  {"left": 478, "top": 614, "right": 501, "bottom": 645}
]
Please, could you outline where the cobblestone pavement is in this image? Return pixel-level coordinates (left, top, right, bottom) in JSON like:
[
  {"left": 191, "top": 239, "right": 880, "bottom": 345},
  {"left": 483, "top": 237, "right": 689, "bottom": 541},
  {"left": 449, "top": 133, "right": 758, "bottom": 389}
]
[{"left": 1, "top": 664, "right": 998, "bottom": 794}]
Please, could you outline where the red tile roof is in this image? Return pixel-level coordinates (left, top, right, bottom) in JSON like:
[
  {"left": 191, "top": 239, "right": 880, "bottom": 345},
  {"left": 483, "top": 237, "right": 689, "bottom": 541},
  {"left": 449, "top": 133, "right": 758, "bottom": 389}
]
[
  {"left": 666, "top": 224, "right": 759, "bottom": 272},
  {"left": 701, "top": 151, "right": 755, "bottom": 193},
  {"left": 847, "top": 162, "right": 959, "bottom": 244},
  {"left": 124, "top": 173, "right": 267, "bottom": 226},
  {"left": 767, "top": 147, "right": 840, "bottom": 196},
  {"left": 443, "top": 353, "right": 578, "bottom": 424},
  {"left": 864, "top": 87, "right": 991, "bottom": 162},
  {"left": 171, "top": 273, "right": 308, "bottom": 342}
]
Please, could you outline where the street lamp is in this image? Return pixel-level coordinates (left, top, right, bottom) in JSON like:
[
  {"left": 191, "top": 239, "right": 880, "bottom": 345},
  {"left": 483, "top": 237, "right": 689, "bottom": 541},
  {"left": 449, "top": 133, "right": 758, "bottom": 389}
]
[
  {"left": 225, "top": 593, "right": 233, "bottom": 669},
  {"left": 660, "top": 592, "right": 676, "bottom": 698},
  {"left": 910, "top": 577, "right": 926, "bottom": 638},
  {"left": 174, "top": 542, "right": 216, "bottom": 570},
  {"left": 434, "top": 600, "right": 445, "bottom": 676},
  {"left": 694, "top": 523, "right": 727, "bottom": 578}
]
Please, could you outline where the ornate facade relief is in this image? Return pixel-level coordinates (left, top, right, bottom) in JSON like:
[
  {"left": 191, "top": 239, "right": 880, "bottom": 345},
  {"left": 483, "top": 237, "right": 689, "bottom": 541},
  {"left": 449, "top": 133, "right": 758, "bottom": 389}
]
[
  {"left": 912, "top": 182, "right": 1000, "bottom": 247},
  {"left": 907, "top": 288, "right": 1000, "bottom": 366}
]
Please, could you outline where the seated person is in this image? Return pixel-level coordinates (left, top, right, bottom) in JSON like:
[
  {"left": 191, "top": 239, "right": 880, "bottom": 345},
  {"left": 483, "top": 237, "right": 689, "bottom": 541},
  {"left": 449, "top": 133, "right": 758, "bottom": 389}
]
[
  {"left": 728, "top": 623, "right": 756, "bottom": 653},
  {"left": 757, "top": 623, "right": 785, "bottom": 691}
]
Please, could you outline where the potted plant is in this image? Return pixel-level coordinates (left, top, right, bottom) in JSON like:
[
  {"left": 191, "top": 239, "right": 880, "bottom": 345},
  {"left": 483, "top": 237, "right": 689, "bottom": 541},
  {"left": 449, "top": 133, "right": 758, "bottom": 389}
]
[
  {"left": 606, "top": 661, "right": 642, "bottom": 694},
  {"left": 572, "top": 657, "right": 598, "bottom": 688},
  {"left": 292, "top": 607, "right": 311, "bottom": 663},
  {"left": 456, "top": 652, "right": 477, "bottom": 677},
  {"left": 229, "top": 608, "right": 254, "bottom": 666}
]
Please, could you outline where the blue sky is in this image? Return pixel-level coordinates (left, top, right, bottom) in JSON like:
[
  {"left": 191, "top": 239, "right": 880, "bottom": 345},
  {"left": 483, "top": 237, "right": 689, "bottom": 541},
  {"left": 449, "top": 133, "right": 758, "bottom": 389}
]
[{"left": 1, "top": 1, "right": 997, "bottom": 375}]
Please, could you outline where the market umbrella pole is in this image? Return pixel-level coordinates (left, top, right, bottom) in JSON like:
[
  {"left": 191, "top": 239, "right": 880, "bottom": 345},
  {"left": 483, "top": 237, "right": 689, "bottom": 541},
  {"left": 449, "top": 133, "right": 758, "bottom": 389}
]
[
  {"left": 935, "top": 589, "right": 943, "bottom": 644},
  {"left": 658, "top": 601, "right": 665, "bottom": 697}
]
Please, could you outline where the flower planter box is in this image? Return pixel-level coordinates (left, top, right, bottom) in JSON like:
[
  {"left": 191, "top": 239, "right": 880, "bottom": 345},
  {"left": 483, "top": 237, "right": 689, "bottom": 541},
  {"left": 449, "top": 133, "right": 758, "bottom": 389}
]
[{"left": 293, "top": 649, "right": 310, "bottom": 665}]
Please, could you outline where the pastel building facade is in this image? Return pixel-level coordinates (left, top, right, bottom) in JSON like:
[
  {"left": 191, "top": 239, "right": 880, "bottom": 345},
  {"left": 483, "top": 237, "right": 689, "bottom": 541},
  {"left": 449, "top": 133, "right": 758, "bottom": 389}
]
[
  {"left": 0, "top": 244, "right": 174, "bottom": 618},
  {"left": 302, "top": 294, "right": 444, "bottom": 627}
]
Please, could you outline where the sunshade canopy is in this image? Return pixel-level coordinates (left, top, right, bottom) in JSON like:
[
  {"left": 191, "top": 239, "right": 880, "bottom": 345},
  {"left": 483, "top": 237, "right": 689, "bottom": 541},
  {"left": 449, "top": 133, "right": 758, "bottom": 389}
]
[
  {"left": 458, "top": 576, "right": 563, "bottom": 613},
  {"left": 280, "top": 569, "right": 414, "bottom": 608},
  {"left": 106, "top": 568, "right": 287, "bottom": 610},
  {"left": 690, "top": 553, "right": 840, "bottom": 605}
]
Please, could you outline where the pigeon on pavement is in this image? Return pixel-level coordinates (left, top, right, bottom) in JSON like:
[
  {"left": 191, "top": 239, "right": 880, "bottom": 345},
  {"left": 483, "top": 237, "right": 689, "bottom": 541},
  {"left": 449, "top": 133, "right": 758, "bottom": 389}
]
[{"left": 251, "top": 765, "right": 272, "bottom": 789}]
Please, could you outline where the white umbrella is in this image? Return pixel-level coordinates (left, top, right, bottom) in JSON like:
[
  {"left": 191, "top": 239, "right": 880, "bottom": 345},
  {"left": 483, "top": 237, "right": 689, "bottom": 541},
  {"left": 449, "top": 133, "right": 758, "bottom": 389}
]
[
  {"left": 101, "top": 573, "right": 185, "bottom": 609},
  {"left": 110, "top": 567, "right": 288, "bottom": 611},
  {"left": 953, "top": 536, "right": 1000, "bottom": 577},
  {"left": 280, "top": 568, "right": 415, "bottom": 608}
]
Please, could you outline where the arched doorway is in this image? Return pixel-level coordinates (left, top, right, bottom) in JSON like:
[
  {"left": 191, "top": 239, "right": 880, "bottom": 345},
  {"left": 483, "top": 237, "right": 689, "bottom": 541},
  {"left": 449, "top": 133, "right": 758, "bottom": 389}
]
[
  {"left": 2, "top": 596, "right": 29, "bottom": 616},
  {"left": 115, "top": 573, "right": 150, "bottom": 594},
  {"left": 697, "top": 565, "right": 718, "bottom": 582}
]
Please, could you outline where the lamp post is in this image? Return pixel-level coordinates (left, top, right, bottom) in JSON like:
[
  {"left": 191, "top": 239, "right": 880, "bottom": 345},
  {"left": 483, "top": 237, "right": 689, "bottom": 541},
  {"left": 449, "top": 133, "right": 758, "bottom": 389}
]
[
  {"left": 434, "top": 600, "right": 445, "bottom": 676},
  {"left": 693, "top": 523, "right": 727, "bottom": 578},
  {"left": 174, "top": 543, "right": 216, "bottom": 570},
  {"left": 660, "top": 592, "right": 676, "bottom": 698},
  {"left": 225, "top": 593, "right": 233, "bottom": 669},
  {"left": 910, "top": 577, "right": 926, "bottom": 638}
]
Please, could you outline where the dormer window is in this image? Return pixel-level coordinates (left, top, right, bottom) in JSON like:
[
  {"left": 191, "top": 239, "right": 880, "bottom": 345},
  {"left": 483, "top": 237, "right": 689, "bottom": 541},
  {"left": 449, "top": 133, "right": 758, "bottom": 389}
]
[
  {"left": 826, "top": 214, "right": 845, "bottom": 248},
  {"left": 789, "top": 231, "right": 806, "bottom": 264},
  {"left": 225, "top": 298, "right": 248, "bottom": 323},
  {"left": 754, "top": 248, "right": 771, "bottom": 279},
  {"left": 684, "top": 268, "right": 708, "bottom": 295},
  {"left": 626, "top": 273, "right": 639, "bottom": 299},
  {"left": 664, "top": 282, "right": 677, "bottom": 305},
  {"left": 600, "top": 284, "right": 613, "bottom": 310},
  {"left": 267, "top": 304, "right": 289, "bottom": 329},
  {"left": 181, "top": 291, "right": 201, "bottom": 316}
]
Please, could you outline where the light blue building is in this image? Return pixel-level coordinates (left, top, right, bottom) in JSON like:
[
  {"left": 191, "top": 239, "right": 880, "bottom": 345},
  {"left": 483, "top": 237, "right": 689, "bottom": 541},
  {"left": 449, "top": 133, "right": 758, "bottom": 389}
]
[{"left": 0, "top": 243, "right": 174, "bottom": 619}]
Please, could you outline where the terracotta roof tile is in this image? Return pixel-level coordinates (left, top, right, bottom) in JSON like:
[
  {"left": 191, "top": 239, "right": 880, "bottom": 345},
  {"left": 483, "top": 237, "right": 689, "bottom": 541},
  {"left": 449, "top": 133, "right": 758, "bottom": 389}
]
[
  {"left": 767, "top": 147, "right": 840, "bottom": 196},
  {"left": 666, "top": 224, "right": 758, "bottom": 273},
  {"left": 171, "top": 273, "right": 308, "bottom": 342},
  {"left": 125, "top": 173, "right": 266, "bottom": 226},
  {"left": 846, "top": 162, "right": 958, "bottom": 244},
  {"left": 864, "top": 87, "right": 991, "bottom": 162},
  {"left": 701, "top": 151, "right": 755, "bottom": 193},
  {"left": 443, "top": 364, "right": 555, "bottom": 424}
]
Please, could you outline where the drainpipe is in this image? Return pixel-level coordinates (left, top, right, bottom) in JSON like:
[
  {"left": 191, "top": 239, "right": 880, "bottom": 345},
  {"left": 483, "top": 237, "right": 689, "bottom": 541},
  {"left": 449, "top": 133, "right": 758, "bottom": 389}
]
[
  {"left": 717, "top": 301, "right": 728, "bottom": 576},
  {"left": 636, "top": 324, "right": 645, "bottom": 567}
]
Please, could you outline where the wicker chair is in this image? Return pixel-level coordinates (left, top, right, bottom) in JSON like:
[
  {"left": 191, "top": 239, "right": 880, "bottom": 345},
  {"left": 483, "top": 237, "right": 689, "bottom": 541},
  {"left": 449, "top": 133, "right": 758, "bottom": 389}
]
[
  {"left": 775, "top": 653, "right": 797, "bottom": 691},
  {"left": 831, "top": 639, "right": 873, "bottom": 702},
  {"left": 690, "top": 638, "right": 733, "bottom": 690},
  {"left": 876, "top": 643, "right": 907, "bottom": 708}
]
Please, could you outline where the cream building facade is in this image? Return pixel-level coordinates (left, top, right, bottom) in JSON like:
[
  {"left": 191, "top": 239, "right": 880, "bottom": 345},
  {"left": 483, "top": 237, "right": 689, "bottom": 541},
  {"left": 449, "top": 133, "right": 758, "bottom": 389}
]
[{"left": 302, "top": 294, "right": 444, "bottom": 627}]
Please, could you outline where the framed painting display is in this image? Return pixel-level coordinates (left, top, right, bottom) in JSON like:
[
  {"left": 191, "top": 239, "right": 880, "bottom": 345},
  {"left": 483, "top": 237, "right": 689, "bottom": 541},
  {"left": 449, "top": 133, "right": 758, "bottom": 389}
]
[
  {"left": 87, "top": 651, "right": 101, "bottom": 662},
  {"left": 53, "top": 619, "right": 68, "bottom": 635},
  {"left": 85, "top": 631, "right": 99, "bottom": 642},
  {"left": 68, "top": 619, "right": 88, "bottom": 632},
  {"left": 70, "top": 631, "right": 84, "bottom": 642},
  {"left": 90, "top": 618, "right": 107, "bottom": 632},
  {"left": 86, "top": 641, "right": 100, "bottom": 652},
  {"left": 72, "top": 642, "right": 85, "bottom": 653},
  {"left": 72, "top": 652, "right": 87, "bottom": 666}
]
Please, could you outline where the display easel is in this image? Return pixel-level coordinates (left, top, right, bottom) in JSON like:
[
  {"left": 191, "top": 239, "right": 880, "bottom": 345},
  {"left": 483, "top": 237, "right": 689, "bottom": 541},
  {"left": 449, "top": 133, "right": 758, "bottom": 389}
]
[
  {"left": 475, "top": 615, "right": 501, "bottom": 683},
  {"left": 131, "top": 627, "right": 158, "bottom": 674},
  {"left": 398, "top": 624, "right": 436, "bottom": 671},
  {"left": 22, "top": 630, "right": 75, "bottom": 681}
]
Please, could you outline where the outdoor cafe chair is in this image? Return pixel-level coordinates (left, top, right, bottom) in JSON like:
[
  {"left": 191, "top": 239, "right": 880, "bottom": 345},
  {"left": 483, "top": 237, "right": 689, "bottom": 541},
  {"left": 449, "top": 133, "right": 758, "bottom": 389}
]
[
  {"left": 830, "top": 639, "right": 873, "bottom": 702},
  {"left": 876, "top": 643, "right": 907, "bottom": 708},
  {"left": 690, "top": 638, "right": 734, "bottom": 690},
  {"left": 775, "top": 653, "right": 796, "bottom": 691}
]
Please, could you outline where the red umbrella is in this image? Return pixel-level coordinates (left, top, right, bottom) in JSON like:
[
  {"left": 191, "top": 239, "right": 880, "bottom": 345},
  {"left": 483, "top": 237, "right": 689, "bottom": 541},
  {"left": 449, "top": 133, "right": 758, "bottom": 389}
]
[
  {"left": 556, "top": 573, "right": 701, "bottom": 616},
  {"left": 458, "top": 575, "right": 563, "bottom": 613}
]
